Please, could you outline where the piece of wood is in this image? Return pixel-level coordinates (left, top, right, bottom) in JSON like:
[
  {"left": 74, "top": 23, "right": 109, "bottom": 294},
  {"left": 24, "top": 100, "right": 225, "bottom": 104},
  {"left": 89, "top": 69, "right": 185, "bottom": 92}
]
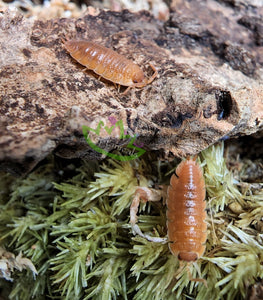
[{"left": 0, "top": 4, "right": 262, "bottom": 174}]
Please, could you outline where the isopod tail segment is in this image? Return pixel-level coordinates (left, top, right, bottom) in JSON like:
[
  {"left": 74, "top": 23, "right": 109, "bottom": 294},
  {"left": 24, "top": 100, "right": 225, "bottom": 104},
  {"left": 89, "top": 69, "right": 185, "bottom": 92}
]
[{"left": 129, "top": 155, "right": 207, "bottom": 284}]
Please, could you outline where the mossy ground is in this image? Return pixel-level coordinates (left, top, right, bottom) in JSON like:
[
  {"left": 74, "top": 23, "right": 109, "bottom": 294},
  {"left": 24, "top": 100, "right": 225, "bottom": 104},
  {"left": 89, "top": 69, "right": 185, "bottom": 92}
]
[{"left": 0, "top": 141, "right": 262, "bottom": 299}]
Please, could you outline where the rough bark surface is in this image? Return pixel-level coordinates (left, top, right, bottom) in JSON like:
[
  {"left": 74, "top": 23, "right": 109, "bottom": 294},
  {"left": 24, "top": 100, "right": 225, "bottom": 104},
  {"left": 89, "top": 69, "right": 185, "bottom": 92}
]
[{"left": 0, "top": 1, "right": 263, "bottom": 174}]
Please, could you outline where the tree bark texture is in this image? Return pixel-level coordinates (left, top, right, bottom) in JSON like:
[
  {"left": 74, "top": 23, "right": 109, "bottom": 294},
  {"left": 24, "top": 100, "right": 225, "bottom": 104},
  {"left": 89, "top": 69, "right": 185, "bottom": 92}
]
[{"left": 0, "top": 1, "right": 263, "bottom": 174}]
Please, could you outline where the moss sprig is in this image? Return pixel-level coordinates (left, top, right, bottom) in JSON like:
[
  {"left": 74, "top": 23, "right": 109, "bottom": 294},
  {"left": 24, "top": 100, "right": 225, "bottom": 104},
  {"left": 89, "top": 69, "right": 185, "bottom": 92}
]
[
  {"left": 201, "top": 143, "right": 245, "bottom": 211},
  {"left": 1, "top": 142, "right": 262, "bottom": 299},
  {"left": 205, "top": 224, "right": 263, "bottom": 299},
  {"left": 84, "top": 254, "right": 130, "bottom": 300}
]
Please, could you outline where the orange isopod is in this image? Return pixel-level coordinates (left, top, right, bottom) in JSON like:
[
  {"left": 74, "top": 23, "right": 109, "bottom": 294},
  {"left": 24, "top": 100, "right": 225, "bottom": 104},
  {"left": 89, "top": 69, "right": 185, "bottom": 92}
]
[
  {"left": 167, "top": 157, "right": 207, "bottom": 262},
  {"left": 63, "top": 39, "right": 158, "bottom": 94}
]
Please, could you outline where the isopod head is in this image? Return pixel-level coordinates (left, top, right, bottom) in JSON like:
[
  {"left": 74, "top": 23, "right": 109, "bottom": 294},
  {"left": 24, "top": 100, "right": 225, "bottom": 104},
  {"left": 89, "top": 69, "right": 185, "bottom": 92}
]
[{"left": 131, "top": 67, "right": 148, "bottom": 88}]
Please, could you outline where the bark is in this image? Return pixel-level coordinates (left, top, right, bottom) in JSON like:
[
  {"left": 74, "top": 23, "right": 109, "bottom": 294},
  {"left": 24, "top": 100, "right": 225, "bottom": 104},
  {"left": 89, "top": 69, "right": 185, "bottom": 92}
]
[{"left": 0, "top": 1, "right": 262, "bottom": 174}]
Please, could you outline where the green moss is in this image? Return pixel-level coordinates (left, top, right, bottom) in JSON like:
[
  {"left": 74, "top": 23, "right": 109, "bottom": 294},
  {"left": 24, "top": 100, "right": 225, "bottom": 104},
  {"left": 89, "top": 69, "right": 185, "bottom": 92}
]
[{"left": 0, "top": 143, "right": 262, "bottom": 299}]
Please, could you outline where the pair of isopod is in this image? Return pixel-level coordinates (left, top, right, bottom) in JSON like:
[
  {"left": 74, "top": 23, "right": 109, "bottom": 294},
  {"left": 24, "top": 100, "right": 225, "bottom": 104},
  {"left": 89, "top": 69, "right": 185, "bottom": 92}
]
[
  {"left": 64, "top": 38, "right": 207, "bottom": 263},
  {"left": 63, "top": 39, "right": 158, "bottom": 94}
]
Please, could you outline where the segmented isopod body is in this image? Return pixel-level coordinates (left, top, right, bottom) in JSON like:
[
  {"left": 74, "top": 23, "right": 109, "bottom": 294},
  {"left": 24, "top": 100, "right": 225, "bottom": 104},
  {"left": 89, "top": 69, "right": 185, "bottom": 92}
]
[
  {"left": 167, "top": 157, "right": 207, "bottom": 262},
  {"left": 63, "top": 39, "right": 158, "bottom": 93}
]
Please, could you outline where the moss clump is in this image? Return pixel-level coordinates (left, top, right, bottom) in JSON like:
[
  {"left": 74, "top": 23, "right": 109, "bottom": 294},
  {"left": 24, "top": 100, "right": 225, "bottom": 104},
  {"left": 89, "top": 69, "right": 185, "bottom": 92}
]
[{"left": 0, "top": 142, "right": 262, "bottom": 299}]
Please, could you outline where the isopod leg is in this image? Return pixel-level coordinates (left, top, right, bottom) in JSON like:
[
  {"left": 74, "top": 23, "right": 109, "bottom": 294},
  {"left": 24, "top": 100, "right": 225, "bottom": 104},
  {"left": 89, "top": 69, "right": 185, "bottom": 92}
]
[
  {"left": 175, "top": 261, "right": 207, "bottom": 287},
  {"left": 61, "top": 36, "right": 70, "bottom": 45},
  {"left": 122, "top": 86, "right": 132, "bottom": 95},
  {"left": 82, "top": 67, "right": 89, "bottom": 73},
  {"left": 187, "top": 262, "right": 207, "bottom": 287},
  {"left": 130, "top": 187, "right": 167, "bottom": 243},
  {"left": 186, "top": 155, "right": 198, "bottom": 161},
  {"left": 114, "top": 83, "right": 124, "bottom": 94},
  {"left": 147, "top": 63, "right": 158, "bottom": 84}
]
